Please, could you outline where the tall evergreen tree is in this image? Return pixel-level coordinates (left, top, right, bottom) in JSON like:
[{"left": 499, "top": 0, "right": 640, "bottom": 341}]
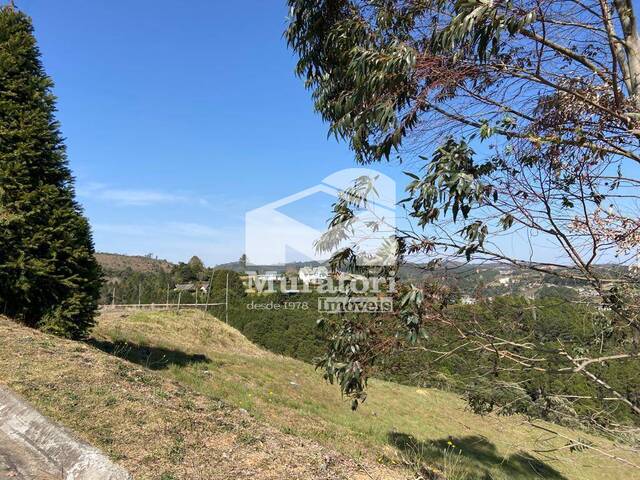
[
  {"left": 187, "top": 255, "right": 205, "bottom": 279},
  {"left": 0, "top": 5, "right": 101, "bottom": 338}
]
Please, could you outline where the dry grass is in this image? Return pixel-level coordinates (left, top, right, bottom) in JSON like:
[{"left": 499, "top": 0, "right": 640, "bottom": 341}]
[
  {"left": 91, "top": 310, "right": 640, "bottom": 480},
  {"left": 0, "top": 315, "right": 399, "bottom": 480},
  {"left": 3, "top": 310, "right": 640, "bottom": 480}
]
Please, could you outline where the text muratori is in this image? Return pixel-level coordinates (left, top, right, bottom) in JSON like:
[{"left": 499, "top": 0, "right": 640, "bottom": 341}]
[{"left": 246, "top": 276, "right": 396, "bottom": 294}]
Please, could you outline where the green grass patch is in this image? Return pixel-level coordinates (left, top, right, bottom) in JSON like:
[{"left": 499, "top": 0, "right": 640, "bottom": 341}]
[{"left": 92, "top": 310, "right": 640, "bottom": 480}]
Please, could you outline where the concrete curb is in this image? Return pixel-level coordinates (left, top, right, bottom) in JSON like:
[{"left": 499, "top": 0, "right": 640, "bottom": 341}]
[{"left": 0, "top": 384, "right": 132, "bottom": 480}]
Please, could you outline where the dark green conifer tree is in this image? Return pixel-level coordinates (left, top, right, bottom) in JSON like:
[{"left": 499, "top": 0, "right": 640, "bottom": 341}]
[
  {"left": 0, "top": 5, "right": 101, "bottom": 338},
  {"left": 210, "top": 270, "right": 245, "bottom": 303}
]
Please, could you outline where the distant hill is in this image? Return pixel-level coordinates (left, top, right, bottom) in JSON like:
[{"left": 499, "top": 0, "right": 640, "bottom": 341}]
[
  {"left": 96, "top": 253, "right": 324, "bottom": 275},
  {"left": 214, "top": 260, "right": 324, "bottom": 273},
  {"left": 95, "top": 252, "right": 174, "bottom": 273}
]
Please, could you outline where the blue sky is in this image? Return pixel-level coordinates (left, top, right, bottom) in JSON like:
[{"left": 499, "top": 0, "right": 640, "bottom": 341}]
[
  {"left": 19, "top": 1, "right": 630, "bottom": 267},
  {"left": 19, "top": 0, "right": 405, "bottom": 265}
]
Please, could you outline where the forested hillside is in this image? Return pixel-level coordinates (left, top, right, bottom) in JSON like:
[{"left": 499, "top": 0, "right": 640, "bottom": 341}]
[{"left": 101, "top": 262, "right": 640, "bottom": 433}]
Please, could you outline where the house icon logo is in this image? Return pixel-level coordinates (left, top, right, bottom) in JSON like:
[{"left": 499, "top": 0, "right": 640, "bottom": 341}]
[{"left": 245, "top": 168, "right": 396, "bottom": 266}]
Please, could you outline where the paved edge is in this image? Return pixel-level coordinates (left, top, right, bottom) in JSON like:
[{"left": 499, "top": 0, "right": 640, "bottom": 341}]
[{"left": 0, "top": 384, "right": 132, "bottom": 480}]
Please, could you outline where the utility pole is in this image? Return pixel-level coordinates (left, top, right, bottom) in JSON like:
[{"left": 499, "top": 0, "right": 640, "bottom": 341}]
[
  {"left": 177, "top": 291, "right": 182, "bottom": 313},
  {"left": 166, "top": 284, "right": 170, "bottom": 310},
  {"left": 138, "top": 283, "right": 142, "bottom": 307},
  {"left": 225, "top": 272, "right": 229, "bottom": 324},
  {"left": 203, "top": 273, "right": 213, "bottom": 318},
  {"left": 112, "top": 286, "right": 116, "bottom": 306}
]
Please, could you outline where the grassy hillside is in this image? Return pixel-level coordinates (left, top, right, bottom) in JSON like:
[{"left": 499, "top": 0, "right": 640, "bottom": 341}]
[
  {"left": 0, "top": 315, "right": 395, "bottom": 480},
  {"left": 96, "top": 252, "right": 174, "bottom": 273},
  {"left": 90, "top": 310, "right": 640, "bottom": 480}
]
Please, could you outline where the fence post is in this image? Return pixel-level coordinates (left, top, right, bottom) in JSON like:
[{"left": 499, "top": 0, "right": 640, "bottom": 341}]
[
  {"left": 203, "top": 274, "right": 213, "bottom": 318},
  {"left": 225, "top": 272, "right": 229, "bottom": 324}
]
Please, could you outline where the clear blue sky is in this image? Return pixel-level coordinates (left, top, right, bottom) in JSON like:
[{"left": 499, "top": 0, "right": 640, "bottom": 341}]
[
  {"left": 19, "top": 0, "right": 405, "bottom": 265},
  {"left": 19, "top": 0, "right": 616, "bottom": 267}
]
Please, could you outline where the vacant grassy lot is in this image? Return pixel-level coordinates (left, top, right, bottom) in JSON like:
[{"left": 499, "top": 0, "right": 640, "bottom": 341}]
[
  {"left": 91, "top": 309, "right": 640, "bottom": 480},
  {"left": 0, "top": 315, "right": 396, "bottom": 480}
]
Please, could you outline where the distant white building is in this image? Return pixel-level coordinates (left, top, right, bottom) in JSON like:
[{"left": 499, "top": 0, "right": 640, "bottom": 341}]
[
  {"left": 257, "top": 271, "right": 284, "bottom": 282},
  {"left": 174, "top": 283, "right": 196, "bottom": 292},
  {"left": 298, "top": 266, "right": 329, "bottom": 284},
  {"left": 334, "top": 271, "right": 368, "bottom": 282},
  {"left": 460, "top": 295, "right": 476, "bottom": 305}
]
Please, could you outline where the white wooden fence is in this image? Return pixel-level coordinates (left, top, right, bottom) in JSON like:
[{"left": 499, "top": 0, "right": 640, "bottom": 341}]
[
  {"left": 100, "top": 272, "right": 231, "bottom": 322},
  {"left": 99, "top": 303, "right": 225, "bottom": 311}
]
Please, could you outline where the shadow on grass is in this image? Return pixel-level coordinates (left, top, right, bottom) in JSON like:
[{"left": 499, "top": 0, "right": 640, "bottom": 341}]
[
  {"left": 88, "top": 338, "right": 209, "bottom": 370},
  {"left": 388, "top": 432, "right": 568, "bottom": 480}
]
